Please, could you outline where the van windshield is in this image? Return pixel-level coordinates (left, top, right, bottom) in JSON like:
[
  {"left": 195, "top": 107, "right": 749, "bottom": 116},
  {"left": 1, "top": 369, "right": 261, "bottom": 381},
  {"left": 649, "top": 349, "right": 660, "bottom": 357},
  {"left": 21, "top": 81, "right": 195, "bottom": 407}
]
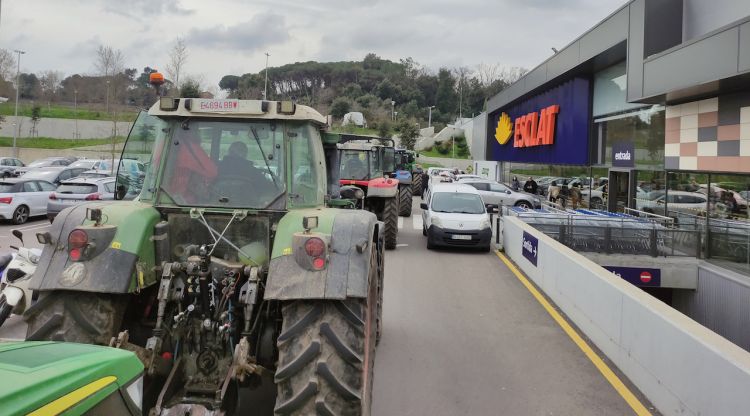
[{"left": 431, "top": 192, "right": 485, "bottom": 214}]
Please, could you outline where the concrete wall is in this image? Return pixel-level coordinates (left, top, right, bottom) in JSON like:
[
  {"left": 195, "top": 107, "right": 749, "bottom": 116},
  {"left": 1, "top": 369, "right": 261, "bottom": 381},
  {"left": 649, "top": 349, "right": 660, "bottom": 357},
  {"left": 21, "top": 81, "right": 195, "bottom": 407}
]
[
  {"left": 502, "top": 215, "right": 750, "bottom": 416},
  {"left": 470, "top": 112, "right": 487, "bottom": 160},
  {"left": 673, "top": 262, "right": 750, "bottom": 352},
  {"left": 2, "top": 116, "right": 133, "bottom": 139}
]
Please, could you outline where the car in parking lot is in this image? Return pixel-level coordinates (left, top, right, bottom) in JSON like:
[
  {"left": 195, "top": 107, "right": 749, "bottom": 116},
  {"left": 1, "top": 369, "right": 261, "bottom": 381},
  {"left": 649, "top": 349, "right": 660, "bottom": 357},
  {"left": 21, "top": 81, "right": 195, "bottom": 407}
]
[
  {"left": 13, "top": 157, "right": 72, "bottom": 176},
  {"left": 0, "top": 178, "right": 56, "bottom": 224},
  {"left": 638, "top": 190, "right": 707, "bottom": 216},
  {"left": 0, "top": 157, "right": 24, "bottom": 178},
  {"left": 20, "top": 166, "right": 88, "bottom": 186},
  {"left": 420, "top": 183, "right": 495, "bottom": 251},
  {"left": 47, "top": 177, "right": 117, "bottom": 222},
  {"left": 459, "top": 179, "right": 541, "bottom": 209}
]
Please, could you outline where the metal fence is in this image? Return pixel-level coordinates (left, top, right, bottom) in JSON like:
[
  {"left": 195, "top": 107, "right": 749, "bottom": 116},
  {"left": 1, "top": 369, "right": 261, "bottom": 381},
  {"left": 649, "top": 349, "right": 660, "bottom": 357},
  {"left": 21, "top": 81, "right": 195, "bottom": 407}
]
[{"left": 505, "top": 205, "right": 703, "bottom": 257}]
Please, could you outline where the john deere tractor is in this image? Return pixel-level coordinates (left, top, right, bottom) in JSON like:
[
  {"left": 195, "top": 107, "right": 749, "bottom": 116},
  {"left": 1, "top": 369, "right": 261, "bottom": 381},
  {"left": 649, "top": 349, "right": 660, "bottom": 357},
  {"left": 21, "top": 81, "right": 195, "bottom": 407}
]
[
  {"left": 337, "top": 136, "right": 400, "bottom": 248},
  {"left": 395, "top": 149, "right": 422, "bottom": 198},
  {"left": 23, "top": 97, "right": 385, "bottom": 416}
]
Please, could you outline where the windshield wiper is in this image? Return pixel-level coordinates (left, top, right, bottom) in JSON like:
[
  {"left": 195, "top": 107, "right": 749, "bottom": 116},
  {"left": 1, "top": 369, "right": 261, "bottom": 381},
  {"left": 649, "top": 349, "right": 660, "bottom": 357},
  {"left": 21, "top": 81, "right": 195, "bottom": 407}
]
[{"left": 250, "top": 126, "right": 280, "bottom": 188}]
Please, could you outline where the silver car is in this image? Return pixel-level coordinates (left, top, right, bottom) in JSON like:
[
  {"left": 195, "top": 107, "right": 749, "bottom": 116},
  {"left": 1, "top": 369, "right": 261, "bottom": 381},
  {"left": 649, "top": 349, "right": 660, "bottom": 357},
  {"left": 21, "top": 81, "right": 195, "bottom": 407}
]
[
  {"left": 459, "top": 179, "right": 541, "bottom": 209},
  {"left": 14, "top": 157, "right": 71, "bottom": 176},
  {"left": 20, "top": 166, "right": 88, "bottom": 186},
  {"left": 47, "top": 177, "right": 116, "bottom": 221}
]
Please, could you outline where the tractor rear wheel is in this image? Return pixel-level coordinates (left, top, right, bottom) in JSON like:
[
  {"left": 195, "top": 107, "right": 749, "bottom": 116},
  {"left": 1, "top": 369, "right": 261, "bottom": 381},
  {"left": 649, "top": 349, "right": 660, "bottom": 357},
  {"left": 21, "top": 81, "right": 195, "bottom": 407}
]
[
  {"left": 24, "top": 291, "right": 127, "bottom": 344},
  {"left": 0, "top": 296, "right": 12, "bottom": 328},
  {"left": 398, "top": 186, "right": 412, "bottom": 217},
  {"left": 383, "top": 197, "right": 398, "bottom": 250},
  {"left": 274, "top": 247, "right": 378, "bottom": 416},
  {"left": 412, "top": 174, "right": 423, "bottom": 196}
]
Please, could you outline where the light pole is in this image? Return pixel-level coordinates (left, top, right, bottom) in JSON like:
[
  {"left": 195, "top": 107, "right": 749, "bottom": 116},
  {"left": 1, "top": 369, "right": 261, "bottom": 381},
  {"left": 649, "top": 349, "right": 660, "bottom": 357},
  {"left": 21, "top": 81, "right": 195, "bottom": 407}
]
[
  {"left": 452, "top": 133, "right": 455, "bottom": 159},
  {"left": 12, "top": 49, "right": 25, "bottom": 158},
  {"left": 391, "top": 100, "right": 395, "bottom": 121},
  {"left": 394, "top": 111, "right": 398, "bottom": 121},
  {"left": 74, "top": 89, "right": 78, "bottom": 139},
  {"left": 105, "top": 79, "right": 110, "bottom": 116},
  {"left": 427, "top": 105, "right": 434, "bottom": 128},
  {"left": 458, "top": 77, "right": 463, "bottom": 119},
  {"left": 264, "top": 52, "right": 270, "bottom": 99}
]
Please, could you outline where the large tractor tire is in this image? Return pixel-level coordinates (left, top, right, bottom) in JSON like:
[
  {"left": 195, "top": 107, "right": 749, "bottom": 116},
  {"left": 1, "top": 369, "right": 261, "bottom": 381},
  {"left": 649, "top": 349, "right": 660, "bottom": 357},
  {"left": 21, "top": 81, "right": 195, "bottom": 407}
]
[
  {"left": 0, "top": 296, "right": 12, "bottom": 328},
  {"left": 274, "top": 247, "right": 378, "bottom": 416},
  {"left": 24, "top": 291, "right": 127, "bottom": 344},
  {"left": 412, "top": 174, "right": 423, "bottom": 197},
  {"left": 383, "top": 197, "right": 398, "bottom": 250},
  {"left": 398, "top": 186, "right": 412, "bottom": 217}
]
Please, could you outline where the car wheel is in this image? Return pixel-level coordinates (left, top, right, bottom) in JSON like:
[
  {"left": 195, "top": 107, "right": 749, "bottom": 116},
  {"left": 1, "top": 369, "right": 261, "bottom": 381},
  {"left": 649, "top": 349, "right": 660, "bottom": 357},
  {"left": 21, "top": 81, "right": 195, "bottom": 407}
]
[
  {"left": 1, "top": 172, "right": 9, "bottom": 179},
  {"left": 12, "top": 205, "right": 29, "bottom": 225},
  {"left": 515, "top": 201, "right": 532, "bottom": 209}
]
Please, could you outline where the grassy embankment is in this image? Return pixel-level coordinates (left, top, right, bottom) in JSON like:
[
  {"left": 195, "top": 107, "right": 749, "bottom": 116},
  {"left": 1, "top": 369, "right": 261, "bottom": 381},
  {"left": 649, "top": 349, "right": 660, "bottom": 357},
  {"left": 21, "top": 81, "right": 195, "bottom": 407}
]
[
  {"left": 0, "top": 136, "right": 126, "bottom": 149},
  {"left": 0, "top": 103, "right": 137, "bottom": 122}
]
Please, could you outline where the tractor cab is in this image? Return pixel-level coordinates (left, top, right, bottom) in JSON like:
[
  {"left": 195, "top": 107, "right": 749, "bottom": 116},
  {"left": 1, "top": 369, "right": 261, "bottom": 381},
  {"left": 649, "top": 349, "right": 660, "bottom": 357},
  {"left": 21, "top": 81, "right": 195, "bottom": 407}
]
[{"left": 338, "top": 137, "right": 396, "bottom": 183}]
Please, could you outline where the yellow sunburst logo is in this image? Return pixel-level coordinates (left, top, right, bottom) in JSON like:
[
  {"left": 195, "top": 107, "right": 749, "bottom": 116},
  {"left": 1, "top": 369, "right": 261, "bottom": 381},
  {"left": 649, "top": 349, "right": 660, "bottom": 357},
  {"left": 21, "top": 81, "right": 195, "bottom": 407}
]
[{"left": 495, "top": 112, "right": 512, "bottom": 145}]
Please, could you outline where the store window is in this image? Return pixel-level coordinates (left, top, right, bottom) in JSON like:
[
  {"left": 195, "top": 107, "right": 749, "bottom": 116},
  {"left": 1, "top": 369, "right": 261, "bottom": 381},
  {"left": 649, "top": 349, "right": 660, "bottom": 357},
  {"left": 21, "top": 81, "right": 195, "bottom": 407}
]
[
  {"left": 636, "top": 171, "right": 667, "bottom": 216},
  {"left": 705, "top": 174, "right": 750, "bottom": 275},
  {"left": 593, "top": 62, "right": 644, "bottom": 118},
  {"left": 594, "top": 106, "right": 665, "bottom": 168}
]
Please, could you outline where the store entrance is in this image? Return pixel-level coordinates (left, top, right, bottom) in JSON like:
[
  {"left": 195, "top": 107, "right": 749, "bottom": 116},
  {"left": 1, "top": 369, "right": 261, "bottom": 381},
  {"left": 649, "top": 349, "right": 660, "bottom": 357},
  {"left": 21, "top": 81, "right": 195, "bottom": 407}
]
[{"left": 608, "top": 170, "right": 632, "bottom": 212}]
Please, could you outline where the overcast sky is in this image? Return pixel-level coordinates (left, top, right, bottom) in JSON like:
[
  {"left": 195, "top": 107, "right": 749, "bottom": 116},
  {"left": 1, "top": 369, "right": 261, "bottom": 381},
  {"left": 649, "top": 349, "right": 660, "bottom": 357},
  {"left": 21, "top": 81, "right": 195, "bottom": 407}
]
[{"left": 2, "top": 0, "right": 626, "bottom": 89}]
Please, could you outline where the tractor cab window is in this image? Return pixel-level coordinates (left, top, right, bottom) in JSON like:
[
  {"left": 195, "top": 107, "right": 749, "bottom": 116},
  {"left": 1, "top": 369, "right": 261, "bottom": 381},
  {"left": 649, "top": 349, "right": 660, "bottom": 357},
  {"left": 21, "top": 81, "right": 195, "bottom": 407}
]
[
  {"left": 159, "top": 120, "right": 286, "bottom": 209},
  {"left": 381, "top": 147, "right": 395, "bottom": 174},
  {"left": 117, "top": 111, "right": 169, "bottom": 201},
  {"left": 288, "top": 123, "right": 325, "bottom": 207},
  {"left": 370, "top": 150, "right": 383, "bottom": 178},
  {"left": 340, "top": 150, "right": 370, "bottom": 180}
]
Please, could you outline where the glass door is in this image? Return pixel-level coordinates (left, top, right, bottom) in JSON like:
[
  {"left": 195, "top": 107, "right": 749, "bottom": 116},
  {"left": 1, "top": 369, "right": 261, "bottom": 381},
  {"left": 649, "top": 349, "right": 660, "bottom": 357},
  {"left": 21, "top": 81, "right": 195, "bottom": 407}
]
[{"left": 608, "top": 170, "right": 631, "bottom": 212}]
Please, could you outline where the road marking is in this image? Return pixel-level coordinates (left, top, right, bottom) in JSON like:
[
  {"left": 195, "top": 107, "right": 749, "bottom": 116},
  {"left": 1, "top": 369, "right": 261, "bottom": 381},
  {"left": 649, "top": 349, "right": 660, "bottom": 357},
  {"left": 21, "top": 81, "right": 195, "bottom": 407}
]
[
  {"left": 494, "top": 251, "right": 652, "bottom": 416},
  {"left": 396, "top": 243, "right": 408, "bottom": 247},
  {"left": 14, "top": 223, "right": 51, "bottom": 232},
  {"left": 397, "top": 217, "right": 404, "bottom": 229},
  {"left": 412, "top": 215, "right": 423, "bottom": 231}
]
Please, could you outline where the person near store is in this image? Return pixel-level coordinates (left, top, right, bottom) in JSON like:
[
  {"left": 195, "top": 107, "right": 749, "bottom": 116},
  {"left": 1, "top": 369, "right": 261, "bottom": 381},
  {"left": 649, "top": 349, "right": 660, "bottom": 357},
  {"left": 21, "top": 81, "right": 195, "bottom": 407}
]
[
  {"left": 511, "top": 176, "right": 520, "bottom": 191},
  {"left": 559, "top": 180, "right": 570, "bottom": 208},
  {"left": 523, "top": 177, "right": 538, "bottom": 195},
  {"left": 548, "top": 180, "right": 560, "bottom": 205}
]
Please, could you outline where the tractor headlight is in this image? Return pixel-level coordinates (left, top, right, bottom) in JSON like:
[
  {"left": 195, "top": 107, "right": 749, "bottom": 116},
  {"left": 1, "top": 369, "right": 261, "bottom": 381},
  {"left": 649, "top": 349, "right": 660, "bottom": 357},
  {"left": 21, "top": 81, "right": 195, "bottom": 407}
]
[{"left": 124, "top": 374, "right": 143, "bottom": 411}]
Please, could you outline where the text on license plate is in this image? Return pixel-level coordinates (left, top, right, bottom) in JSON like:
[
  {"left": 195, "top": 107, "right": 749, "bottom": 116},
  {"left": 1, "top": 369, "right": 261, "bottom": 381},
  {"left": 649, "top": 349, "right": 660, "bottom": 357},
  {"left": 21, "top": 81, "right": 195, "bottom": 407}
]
[{"left": 451, "top": 234, "right": 472, "bottom": 240}]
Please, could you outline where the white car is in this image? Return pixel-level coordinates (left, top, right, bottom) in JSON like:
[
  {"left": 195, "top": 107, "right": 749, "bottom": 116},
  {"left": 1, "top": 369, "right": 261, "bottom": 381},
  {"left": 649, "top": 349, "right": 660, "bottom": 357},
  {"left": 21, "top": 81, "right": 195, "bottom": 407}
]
[
  {"left": 581, "top": 184, "right": 607, "bottom": 209},
  {"left": 420, "top": 183, "right": 494, "bottom": 251},
  {"left": 458, "top": 179, "right": 541, "bottom": 209},
  {"left": 0, "top": 178, "right": 56, "bottom": 224},
  {"left": 638, "top": 190, "right": 707, "bottom": 215}
]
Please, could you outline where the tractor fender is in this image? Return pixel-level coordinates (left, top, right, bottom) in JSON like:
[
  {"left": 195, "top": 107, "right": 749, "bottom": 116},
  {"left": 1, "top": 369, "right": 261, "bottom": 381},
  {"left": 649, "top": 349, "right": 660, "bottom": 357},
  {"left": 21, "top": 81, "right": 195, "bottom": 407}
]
[
  {"left": 366, "top": 177, "right": 399, "bottom": 198},
  {"left": 265, "top": 209, "right": 381, "bottom": 300},
  {"left": 394, "top": 170, "right": 412, "bottom": 185},
  {"left": 29, "top": 202, "right": 160, "bottom": 294}
]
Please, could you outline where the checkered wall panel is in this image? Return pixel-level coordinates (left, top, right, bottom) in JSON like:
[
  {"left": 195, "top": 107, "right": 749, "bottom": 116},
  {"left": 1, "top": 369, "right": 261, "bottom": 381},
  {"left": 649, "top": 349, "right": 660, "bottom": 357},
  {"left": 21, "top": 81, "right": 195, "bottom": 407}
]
[{"left": 665, "top": 92, "right": 750, "bottom": 173}]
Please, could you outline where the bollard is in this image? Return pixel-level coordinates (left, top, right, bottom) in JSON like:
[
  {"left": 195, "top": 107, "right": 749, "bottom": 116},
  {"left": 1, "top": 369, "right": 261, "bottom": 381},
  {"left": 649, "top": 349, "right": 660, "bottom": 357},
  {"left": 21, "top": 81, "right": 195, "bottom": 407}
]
[
  {"left": 649, "top": 228, "right": 658, "bottom": 257},
  {"left": 495, "top": 217, "right": 504, "bottom": 251}
]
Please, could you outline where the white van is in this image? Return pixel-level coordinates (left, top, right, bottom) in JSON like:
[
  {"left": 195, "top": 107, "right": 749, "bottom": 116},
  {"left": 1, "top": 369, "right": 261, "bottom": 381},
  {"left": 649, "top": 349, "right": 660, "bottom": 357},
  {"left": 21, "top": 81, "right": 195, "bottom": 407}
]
[{"left": 420, "top": 183, "right": 495, "bottom": 251}]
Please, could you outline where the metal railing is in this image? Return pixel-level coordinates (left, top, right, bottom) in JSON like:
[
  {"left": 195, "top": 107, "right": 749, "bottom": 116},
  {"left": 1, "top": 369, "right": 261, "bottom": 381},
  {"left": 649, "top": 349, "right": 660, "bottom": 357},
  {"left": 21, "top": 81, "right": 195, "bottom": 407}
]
[{"left": 505, "top": 207, "right": 703, "bottom": 257}]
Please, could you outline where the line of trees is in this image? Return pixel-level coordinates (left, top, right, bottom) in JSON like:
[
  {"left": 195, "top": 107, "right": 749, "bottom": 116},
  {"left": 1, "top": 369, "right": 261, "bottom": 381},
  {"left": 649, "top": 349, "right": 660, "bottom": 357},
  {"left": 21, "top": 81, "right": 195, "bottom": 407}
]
[{"left": 219, "top": 53, "right": 526, "bottom": 134}]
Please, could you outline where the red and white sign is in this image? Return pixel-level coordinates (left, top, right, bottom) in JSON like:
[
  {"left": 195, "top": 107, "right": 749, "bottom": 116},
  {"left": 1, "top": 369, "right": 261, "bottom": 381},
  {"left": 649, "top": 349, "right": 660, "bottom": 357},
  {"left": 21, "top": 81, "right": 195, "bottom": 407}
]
[{"left": 639, "top": 271, "right": 652, "bottom": 283}]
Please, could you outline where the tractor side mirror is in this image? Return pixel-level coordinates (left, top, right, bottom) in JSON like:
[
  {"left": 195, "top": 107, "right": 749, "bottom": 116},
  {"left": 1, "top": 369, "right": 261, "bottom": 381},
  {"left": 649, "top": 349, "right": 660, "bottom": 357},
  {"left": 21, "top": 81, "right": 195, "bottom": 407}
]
[
  {"left": 12, "top": 229, "right": 24, "bottom": 245},
  {"left": 420, "top": 202, "right": 428, "bottom": 210}
]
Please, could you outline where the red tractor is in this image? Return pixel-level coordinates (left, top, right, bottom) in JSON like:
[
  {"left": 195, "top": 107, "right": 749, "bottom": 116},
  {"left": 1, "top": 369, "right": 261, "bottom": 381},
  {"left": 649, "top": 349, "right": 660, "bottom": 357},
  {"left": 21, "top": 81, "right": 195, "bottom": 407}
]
[{"left": 337, "top": 136, "right": 400, "bottom": 249}]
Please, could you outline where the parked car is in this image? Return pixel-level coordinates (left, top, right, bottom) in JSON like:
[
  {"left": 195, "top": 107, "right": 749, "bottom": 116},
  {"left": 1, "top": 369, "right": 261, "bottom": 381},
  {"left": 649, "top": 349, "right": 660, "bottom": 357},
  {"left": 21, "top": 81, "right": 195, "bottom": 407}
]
[
  {"left": 77, "top": 169, "right": 113, "bottom": 179},
  {"left": 698, "top": 184, "right": 748, "bottom": 213},
  {"left": 638, "top": 190, "right": 706, "bottom": 216},
  {"left": 455, "top": 174, "right": 484, "bottom": 181},
  {"left": 68, "top": 159, "right": 100, "bottom": 170},
  {"left": 47, "top": 177, "right": 117, "bottom": 222},
  {"left": 536, "top": 177, "right": 567, "bottom": 196},
  {"left": 20, "top": 166, "right": 88, "bottom": 186},
  {"left": 0, "top": 157, "right": 24, "bottom": 178},
  {"left": 0, "top": 178, "right": 56, "bottom": 224},
  {"left": 420, "top": 182, "right": 494, "bottom": 251},
  {"left": 459, "top": 179, "right": 541, "bottom": 209},
  {"left": 580, "top": 184, "right": 608, "bottom": 209},
  {"left": 14, "top": 157, "right": 72, "bottom": 176}
]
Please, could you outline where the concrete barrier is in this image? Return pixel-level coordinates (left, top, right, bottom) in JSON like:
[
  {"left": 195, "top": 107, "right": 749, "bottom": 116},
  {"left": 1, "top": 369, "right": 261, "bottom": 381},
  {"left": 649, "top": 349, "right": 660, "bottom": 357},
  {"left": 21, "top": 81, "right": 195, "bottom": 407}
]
[{"left": 502, "top": 215, "right": 750, "bottom": 416}]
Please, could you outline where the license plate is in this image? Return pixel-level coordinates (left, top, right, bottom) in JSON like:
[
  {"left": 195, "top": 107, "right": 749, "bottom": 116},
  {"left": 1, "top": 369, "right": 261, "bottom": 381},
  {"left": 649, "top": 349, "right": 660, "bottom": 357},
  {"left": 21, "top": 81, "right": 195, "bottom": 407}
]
[{"left": 451, "top": 234, "right": 472, "bottom": 240}]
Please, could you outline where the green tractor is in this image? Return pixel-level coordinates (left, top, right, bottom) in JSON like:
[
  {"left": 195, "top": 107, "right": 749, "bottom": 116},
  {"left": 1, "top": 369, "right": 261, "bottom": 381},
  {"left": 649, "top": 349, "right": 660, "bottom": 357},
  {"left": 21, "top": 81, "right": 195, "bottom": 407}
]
[
  {"left": 337, "top": 136, "right": 401, "bottom": 247},
  {"left": 23, "top": 97, "right": 385, "bottom": 415},
  {"left": 395, "top": 149, "right": 423, "bottom": 198},
  {"left": 0, "top": 341, "right": 144, "bottom": 415}
]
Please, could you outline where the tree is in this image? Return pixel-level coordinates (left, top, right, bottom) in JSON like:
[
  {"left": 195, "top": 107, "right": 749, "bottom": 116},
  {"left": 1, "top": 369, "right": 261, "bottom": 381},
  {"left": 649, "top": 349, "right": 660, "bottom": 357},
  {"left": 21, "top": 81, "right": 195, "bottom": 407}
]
[
  {"left": 39, "top": 70, "right": 63, "bottom": 103},
  {"left": 395, "top": 119, "right": 419, "bottom": 150},
  {"left": 377, "top": 120, "right": 391, "bottom": 138},
  {"left": 330, "top": 97, "right": 351, "bottom": 119},
  {"left": 95, "top": 45, "right": 125, "bottom": 78},
  {"left": 19, "top": 73, "right": 41, "bottom": 99},
  {"left": 166, "top": 37, "right": 188, "bottom": 90},
  {"left": 219, "top": 75, "right": 239, "bottom": 92},
  {"left": 435, "top": 68, "right": 457, "bottom": 116},
  {"left": 180, "top": 78, "right": 201, "bottom": 98},
  {"left": 0, "top": 49, "right": 16, "bottom": 81}
]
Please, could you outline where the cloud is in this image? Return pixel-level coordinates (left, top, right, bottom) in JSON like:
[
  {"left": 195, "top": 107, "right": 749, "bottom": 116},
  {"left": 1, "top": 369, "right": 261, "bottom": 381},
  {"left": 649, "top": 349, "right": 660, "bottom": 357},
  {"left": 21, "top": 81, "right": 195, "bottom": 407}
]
[
  {"left": 187, "top": 13, "right": 291, "bottom": 52},
  {"left": 100, "top": 0, "right": 193, "bottom": 19}
]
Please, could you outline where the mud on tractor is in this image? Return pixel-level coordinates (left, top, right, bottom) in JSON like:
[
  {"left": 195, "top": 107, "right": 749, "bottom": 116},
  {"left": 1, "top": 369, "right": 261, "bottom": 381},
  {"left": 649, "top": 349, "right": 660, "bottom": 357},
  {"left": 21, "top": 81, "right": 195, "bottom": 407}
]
[
  {"left": 23, "top": 97, "right": 385, "bottom": 416},
  {"left": 335, "top": 136, "right": 401, "bottom": 249}
]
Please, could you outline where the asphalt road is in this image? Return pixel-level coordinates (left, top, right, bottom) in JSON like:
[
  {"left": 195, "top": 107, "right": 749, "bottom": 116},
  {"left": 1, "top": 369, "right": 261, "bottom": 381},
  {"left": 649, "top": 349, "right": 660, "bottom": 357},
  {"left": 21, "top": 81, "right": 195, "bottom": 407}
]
[
  {"left": 371, "top": 197, "right": 645, "bottom": 415},
  {"left": 0, "top": 200, "right": 650, "bottom": 415}
]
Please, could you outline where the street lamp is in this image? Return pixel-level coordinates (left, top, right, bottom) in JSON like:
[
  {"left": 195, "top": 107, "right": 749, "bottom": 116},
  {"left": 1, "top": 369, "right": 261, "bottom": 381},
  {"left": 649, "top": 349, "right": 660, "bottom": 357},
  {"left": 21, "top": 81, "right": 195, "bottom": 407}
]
[
  {"left": 264, "top": 52, "right": 270, "bottom": 99},
  {"left": 391, "top": 100, "right": 395, "bottom": 121},
  {"left": 74, "top": 89, "right": 79, "bottom": 139},
  {"left": 105, "top": 79, "right": 110, "bottom": 116},
  {"left": 427, "top": 105, "right": 435, "bottom": 128},
  {"left": 12, "top": 49, "right": 25, "bottom": 158},
  {"left": 394, "top": 111, "right": 398, "bottom": 121}
]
